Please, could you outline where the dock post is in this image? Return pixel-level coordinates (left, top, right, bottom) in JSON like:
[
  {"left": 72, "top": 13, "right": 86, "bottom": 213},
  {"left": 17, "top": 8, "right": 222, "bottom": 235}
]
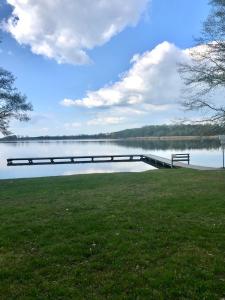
[{"left": 223, "top": 146, "right": 225, "bottom": 168}]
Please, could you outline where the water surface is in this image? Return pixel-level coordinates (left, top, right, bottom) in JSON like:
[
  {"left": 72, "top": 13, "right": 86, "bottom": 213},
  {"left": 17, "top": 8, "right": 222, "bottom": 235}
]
[{"left": 0, "top": 139, "right": 223, "bottom": 179}]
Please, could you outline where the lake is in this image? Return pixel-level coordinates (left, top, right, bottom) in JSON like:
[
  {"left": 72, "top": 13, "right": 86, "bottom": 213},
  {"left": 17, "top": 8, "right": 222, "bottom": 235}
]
[{"left": 0, "top": 138, "right": 223, "bottom": 179}]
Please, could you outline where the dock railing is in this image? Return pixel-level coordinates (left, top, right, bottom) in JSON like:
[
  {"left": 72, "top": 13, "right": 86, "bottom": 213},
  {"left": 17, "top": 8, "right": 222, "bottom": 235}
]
[{"left": 171, "top": 153, "right": 190, "bottom": 168}]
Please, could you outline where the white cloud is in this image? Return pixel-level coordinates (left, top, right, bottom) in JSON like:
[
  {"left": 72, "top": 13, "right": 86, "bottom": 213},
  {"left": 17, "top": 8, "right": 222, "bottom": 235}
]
[
  {"left": 87, "top": 116, "right": 125, "bottom": 126},
  {"left": 61, "top": 41, "right": 188, "bottom": 108},
  {"left": 4, "top": 0, "right": 148, "bottom": 64},
  {"left": 62, "top": 116, "right": 125, "bottom": 130},
  {"left": 112, "top": 107, "right": 146, "bottom": 115},
  {"left": 64, "top": 122, "right": 81, "bottom": 129}
]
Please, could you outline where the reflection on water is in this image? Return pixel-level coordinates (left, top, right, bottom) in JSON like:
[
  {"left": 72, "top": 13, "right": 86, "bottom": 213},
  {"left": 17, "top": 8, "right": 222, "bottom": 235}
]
[
  {"left": 0, "top": 138, "right": 223, "bottom": 179},
  {"left": 112, "top": 138, "right": 220, "bottom": 150}
]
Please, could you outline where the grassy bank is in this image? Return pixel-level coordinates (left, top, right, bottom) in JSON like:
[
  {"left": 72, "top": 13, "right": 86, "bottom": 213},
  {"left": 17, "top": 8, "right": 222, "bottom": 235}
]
[{"left": 0, "top": 169, "right": 225, "bottom": 299}]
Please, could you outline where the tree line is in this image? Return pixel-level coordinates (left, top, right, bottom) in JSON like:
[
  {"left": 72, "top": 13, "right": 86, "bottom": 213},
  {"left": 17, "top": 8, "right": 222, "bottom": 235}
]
[{"left": 0, "top": 124, "right": 224, "bottom": 141}]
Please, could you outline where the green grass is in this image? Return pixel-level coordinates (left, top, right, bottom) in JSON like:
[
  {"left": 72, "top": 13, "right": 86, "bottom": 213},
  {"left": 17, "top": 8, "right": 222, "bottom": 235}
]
[{"left": 0, "top": 169, "right": 225, "bottom": 299}]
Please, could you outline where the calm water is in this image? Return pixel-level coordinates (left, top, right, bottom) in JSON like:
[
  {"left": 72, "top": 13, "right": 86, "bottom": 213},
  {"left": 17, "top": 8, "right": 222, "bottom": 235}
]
[{"left": 0, "top": 139, "right": 223, "bottom": 179}]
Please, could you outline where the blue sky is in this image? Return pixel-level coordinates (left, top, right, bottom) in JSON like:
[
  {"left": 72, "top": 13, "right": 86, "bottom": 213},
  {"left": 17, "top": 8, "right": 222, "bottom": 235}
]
[{"left": 0, "top": 0, "right": 210, "bottom": 136}]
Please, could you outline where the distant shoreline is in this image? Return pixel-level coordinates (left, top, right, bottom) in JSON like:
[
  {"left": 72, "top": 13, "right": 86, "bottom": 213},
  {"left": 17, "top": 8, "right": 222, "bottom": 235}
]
[
  {"left": 0, "top": 135, "right": 219, "bottom": 142},
  {"left": 125, "top": 135, "right": 219, "bottom": 141}
]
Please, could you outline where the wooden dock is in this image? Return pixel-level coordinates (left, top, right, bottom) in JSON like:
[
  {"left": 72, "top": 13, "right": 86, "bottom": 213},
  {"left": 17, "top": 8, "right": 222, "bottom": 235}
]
[
  {"left": 7, "top": 155, "right": 144, "bottom": 166},
  {"left": 143, "top": 154, "right": 218, "bottom": 170},
  {"left": 7, "top": 154, "right": 218, "bottom": 170}
]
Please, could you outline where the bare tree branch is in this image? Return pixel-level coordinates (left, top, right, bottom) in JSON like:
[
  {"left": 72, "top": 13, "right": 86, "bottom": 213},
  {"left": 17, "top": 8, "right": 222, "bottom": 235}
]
[{"left": 179, "top": 0, "right": 225, "bottom": 125}]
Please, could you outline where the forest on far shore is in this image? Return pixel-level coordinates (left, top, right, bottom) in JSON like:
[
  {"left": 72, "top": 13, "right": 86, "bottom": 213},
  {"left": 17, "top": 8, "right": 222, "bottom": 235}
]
[{"left": 1, "top": 124, "right": 225, "bottom": 141}]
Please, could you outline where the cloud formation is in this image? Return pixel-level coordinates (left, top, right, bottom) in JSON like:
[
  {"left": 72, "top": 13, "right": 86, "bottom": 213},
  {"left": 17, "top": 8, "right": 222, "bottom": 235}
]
[
  {"left": 4, "top": 0, "right": 148, "bottom": 64},
  {"left": 61, "top": 42, "right": 189, "bottom": 108},
  {"left": 87, "top": 116, "right": 125, "bottom": 126}
]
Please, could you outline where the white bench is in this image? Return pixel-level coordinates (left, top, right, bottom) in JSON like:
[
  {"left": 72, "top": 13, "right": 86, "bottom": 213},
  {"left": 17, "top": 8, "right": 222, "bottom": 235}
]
[{"left": 171, "top": 153, "right": 190, "bottom": 168}]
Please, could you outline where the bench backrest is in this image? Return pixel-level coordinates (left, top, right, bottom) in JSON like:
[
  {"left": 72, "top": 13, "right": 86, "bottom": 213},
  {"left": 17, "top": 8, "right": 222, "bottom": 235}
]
[{"left": 171, "top": 153, "right": 190, "bottom": 168}]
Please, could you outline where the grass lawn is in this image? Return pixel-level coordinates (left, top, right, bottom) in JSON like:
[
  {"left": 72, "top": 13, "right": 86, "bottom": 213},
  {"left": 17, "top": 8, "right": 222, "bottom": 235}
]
[{"left": 0, "top": 169, "right": 225, "bottom": 299}]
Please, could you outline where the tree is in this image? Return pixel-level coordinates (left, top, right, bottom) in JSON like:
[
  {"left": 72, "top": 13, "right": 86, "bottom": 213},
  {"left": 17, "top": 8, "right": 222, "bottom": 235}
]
[
  {"left": 179, "top": 0, "right": 225, "bottom": 124},
  {"left": 0, "top": 67, "right": 32, "bottom": 135}
]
